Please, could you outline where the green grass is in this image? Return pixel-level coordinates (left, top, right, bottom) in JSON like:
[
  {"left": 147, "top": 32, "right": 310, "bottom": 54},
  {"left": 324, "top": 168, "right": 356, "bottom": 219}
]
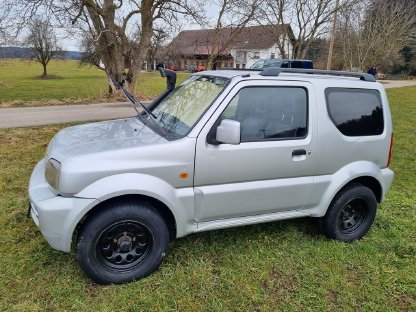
[
  {"left": 0, "top": 87, "right": 415, "bottom": 311},
  {"left": 0, "top": 59, "right": 189, "bottom": 107}
]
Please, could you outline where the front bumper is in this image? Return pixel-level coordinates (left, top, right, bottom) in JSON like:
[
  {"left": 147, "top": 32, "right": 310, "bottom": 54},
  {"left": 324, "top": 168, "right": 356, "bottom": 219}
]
[{"left": 28, "top": 159, "right": 98, "bottom": 252}]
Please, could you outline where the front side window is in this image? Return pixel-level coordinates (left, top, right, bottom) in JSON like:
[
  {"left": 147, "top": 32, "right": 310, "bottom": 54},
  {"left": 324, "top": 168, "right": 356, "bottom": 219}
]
[
  {"left": 150, "top": 75, "right": 230, "bottom": 138},
  {"left": 220, "top": 86, "right": 308, "bottom": 142},
  {"left": 325, "top": 88, "right": 384, "bottom": 136}
]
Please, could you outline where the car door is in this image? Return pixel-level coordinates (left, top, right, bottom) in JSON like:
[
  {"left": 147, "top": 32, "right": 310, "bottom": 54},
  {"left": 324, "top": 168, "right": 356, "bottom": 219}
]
[{"left": 193, "top": 80, "right": 317, "bottom": 222}]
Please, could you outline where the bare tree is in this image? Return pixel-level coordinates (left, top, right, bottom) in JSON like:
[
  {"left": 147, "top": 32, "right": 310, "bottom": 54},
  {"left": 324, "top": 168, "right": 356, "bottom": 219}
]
[
  {"left": 79, "top": 35, "right": 103, "bottom": 70},
  {"left": 257, "top": 0, "right": 292, "bottom": 57},
  {"left": 204, "top": 0, "right": 261, "bottom": 69},
  {"left": 6, "top": 0, "right": 203, "bottom": 92},
  {"left": 0, "top": 2, "right": 14, "bottom": 45},
  {"left": 146, "top": 28, "right": 169, "bottom": 69},
  {"left": 259, "top": 0, "right": 356, "bottom": 59},
  {"left": 25, "top": 20, "right": 61, "bottom": 78},
  {"left": 335, "top": 0, "right": 416, "bottom": 71}
]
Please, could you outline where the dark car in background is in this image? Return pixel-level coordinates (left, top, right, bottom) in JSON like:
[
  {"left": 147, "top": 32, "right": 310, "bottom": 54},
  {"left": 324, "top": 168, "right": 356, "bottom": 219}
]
[{"left": 250, "top": 59, "right": 313, "bottom": 70}]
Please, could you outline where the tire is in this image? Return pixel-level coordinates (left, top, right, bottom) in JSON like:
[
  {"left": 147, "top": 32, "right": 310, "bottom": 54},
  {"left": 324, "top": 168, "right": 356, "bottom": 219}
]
[
  {"left": 77, "top": 200, "right": 169, "bottom": 284},
  {"left": 320, "top": 183, "right": 377, "bottom": 242}
]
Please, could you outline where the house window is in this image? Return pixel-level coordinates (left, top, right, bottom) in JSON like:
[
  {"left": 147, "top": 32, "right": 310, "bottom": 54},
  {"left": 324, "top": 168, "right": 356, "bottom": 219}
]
[
  {"left": 236, "top": 64, "right": 240, "bottom": 69},
  {"left": 253, "top": 52, "right": 260, "bottom": 59},
  {"left": 271, "top": 53, "right": 275, "bottom": 59},
  {"left": 236, "top": 51, "right": 247, "bottom": 60},
  {"left": 242, "top": 64, "right": 246, "bottom": 69}
]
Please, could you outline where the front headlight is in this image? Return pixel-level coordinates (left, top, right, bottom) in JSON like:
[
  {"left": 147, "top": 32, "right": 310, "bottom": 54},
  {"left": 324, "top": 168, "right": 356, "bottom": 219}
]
[{"left": 45, "top": 158, "right": 61, "bottom": 190}]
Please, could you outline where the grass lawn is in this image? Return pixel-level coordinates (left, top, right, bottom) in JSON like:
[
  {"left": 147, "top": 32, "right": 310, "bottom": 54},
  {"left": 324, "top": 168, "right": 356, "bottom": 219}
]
[
  {"left": 0, "top": 87, "right": 415, "bottom": 311},
  {"left": 0, "top": 59, "right": 190, "bottom": 107}
]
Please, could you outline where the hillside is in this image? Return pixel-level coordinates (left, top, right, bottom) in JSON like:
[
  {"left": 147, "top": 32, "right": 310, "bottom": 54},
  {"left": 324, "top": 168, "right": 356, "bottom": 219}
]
[{"left": 0, "top": 46, "right": 81, "bottom": 60}]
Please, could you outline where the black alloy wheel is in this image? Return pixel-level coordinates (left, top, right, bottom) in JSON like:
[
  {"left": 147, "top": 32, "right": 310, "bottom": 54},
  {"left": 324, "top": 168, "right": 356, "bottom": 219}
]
[
  {"left": 96, "top": 221, "right": 153, "bottom": 272},
  {"left": 338, "top": 198, "right": 369, "bottom": 234},
  {"left": 77, "top": 200, "right": 169, "bottom": 284},
  {"left": 320, "top": 183, "right": 377, "bottom": 242}
]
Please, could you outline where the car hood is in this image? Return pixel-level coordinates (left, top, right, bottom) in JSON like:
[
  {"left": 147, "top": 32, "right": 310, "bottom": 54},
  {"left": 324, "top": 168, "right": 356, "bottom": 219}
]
[{"left": 46, "top": 117, "right": 168, "bottom": 161}]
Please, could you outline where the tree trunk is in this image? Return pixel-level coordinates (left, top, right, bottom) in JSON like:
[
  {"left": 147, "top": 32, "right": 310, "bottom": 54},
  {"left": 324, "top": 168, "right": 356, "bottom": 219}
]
[
  {"left": 126, "top": 0, "right": 153, "bottom": 94},
  {"left": 41, "top": 63, "right": 47, "bottom": 78},
  {"left": 107, "top": 77, "right": 114, "bottom": 94},
  {"left": 207, "top": 57, "right": 214, "bottom": 70}
]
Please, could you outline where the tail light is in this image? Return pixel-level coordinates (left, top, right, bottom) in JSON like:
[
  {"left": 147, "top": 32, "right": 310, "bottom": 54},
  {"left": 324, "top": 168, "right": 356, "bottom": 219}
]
[{"left": 387, "top": 133, "right": 393, "bottom": 167}]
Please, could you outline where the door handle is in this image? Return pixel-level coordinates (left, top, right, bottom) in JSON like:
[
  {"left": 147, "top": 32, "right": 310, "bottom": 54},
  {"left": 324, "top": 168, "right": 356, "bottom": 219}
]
[{"left": 292, "top": 149, "right": 307, "bottom": 156}]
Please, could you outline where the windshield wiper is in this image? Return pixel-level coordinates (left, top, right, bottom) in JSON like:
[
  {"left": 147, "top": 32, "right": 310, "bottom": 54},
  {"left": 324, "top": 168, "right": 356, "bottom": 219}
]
[
  {"left": 108, "top": 75, "right": 156, "bottom": 118},
  {"left": 108, "top": 74, "right": 169, "bottom": 138}
]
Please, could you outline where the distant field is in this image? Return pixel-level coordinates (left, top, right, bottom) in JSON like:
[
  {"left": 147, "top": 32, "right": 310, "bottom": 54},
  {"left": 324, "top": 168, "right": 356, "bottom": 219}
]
[{"left": 0, "top": 59, "right": 190, "bottom": 107}]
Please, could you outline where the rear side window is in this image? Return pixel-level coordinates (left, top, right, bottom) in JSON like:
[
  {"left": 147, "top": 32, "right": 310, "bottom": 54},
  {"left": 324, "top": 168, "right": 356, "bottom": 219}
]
[
  {"left": 291, "top": 61, "right": 313, "bottom": 69},
  {"left": 325, "top": 88, "right": 384, "bottom": 136}
]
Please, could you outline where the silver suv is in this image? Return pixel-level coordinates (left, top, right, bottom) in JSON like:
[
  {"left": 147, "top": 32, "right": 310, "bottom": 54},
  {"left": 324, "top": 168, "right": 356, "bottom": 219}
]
[{"left": 28, "top": 68, "right": 394, "bottom": 284}]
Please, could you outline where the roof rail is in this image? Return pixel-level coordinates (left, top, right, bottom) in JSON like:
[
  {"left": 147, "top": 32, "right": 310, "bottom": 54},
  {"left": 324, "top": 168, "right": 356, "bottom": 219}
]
[
  {"left": 259, "top": 67, "right": 376, "bottom": 82},
  {"left": 218, "top": 67, "right": 261, "bottom": 72}
]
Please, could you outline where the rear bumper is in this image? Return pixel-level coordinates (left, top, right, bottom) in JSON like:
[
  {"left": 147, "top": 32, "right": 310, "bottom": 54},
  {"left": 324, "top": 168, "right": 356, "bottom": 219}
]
[
  {"left": 29, "top": 160, "right": 97, "bottom": 252},
  {"left": 381, "top": 167, "right": 394, "bottom": 201}
]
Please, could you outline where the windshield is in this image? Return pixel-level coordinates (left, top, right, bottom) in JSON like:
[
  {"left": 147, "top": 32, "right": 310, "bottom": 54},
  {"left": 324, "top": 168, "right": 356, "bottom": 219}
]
[
  {"left": 264, "top": 60, "right": 283, "bottom": 68},
  {"left": 250, "top": 59, "right": 266, "bottom": 69},
  {"left": 149, "top": 75, "right": 230, "bottom": 138}
]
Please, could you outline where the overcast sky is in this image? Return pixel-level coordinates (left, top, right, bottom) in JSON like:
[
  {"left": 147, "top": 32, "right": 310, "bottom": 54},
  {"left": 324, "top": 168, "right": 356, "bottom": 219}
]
[{"left": 61, "top": 3, "right": 218, "bottom": 51}]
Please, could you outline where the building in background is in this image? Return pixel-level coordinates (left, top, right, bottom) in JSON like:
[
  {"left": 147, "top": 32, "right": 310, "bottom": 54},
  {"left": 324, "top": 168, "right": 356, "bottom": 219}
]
[{"left": 167, "top": 24, "right": 294, "bottom": 70}]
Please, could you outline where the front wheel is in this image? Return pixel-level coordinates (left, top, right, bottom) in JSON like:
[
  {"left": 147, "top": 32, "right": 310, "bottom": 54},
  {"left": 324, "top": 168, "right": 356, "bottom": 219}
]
[
  {"left": 77, "top": 200, "right": 169, "bottom": 284},
  {"left": 320, "top": 183, "right": 377, "bottom": 242}
]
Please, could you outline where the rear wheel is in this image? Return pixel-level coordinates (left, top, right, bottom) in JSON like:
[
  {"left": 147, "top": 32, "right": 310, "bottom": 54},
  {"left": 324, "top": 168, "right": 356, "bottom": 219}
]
[
  {"left": 77, "top": 200, "right": 169, "bottom": 284},
  {"left": 320, "top": 183, "right": 377, "bottom": 242}
]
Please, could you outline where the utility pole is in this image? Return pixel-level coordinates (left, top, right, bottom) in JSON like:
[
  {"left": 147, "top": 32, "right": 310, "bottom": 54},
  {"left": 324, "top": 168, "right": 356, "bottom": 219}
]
[{"left": 327, "top": 0, "right": 340, "bottom": 70}]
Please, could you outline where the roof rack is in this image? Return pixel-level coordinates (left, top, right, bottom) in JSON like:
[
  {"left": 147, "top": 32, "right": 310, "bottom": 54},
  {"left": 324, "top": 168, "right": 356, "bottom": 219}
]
[
  {"left": 259, "top": 67, "right": 376, "bottom": 82},
  {"left": 219, "top": 67, "right": 261, "bottom": 72}
]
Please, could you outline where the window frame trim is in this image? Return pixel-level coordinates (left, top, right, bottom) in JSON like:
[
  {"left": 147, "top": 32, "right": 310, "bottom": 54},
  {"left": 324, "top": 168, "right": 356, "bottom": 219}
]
[{"left": 215, "top": 85, "right": 310, "bottom": 143}]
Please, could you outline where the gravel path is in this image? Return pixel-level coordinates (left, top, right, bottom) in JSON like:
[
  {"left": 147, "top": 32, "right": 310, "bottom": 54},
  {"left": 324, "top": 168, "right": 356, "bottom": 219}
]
[
  {"left": 1, "top": 80, "right": 416, "bottom": 129},
  {"left": 0, "top": 101, "right": 146, "bottom": 129},
  {"left": 381, "top": 80, "right": 416, "bottom": 89}
]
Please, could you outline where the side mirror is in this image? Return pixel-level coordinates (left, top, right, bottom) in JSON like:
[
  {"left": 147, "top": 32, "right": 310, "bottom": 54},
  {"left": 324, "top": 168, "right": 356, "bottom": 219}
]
[{"left": 216, "top": 119, "right": 241, "bottom": 145}]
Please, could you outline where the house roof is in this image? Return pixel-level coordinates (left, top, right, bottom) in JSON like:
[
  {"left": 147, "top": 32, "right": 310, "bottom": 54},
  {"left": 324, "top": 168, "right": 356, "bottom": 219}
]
[{"left": 168, "top": 24, "right": 291, "bottom": 56}]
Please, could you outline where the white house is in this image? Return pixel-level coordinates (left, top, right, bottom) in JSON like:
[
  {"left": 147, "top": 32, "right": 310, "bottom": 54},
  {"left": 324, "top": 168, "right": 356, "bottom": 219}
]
[{"left": 168, "top": 24, "right": 294, "bottom": 70}]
